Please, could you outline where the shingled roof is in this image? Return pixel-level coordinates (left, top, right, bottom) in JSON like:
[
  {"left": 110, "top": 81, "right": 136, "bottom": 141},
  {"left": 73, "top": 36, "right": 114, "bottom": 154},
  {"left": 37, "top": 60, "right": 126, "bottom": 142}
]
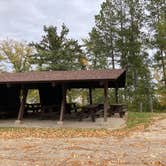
[{"left": 0, "top": 69, "right": 125, "bottom": 83}]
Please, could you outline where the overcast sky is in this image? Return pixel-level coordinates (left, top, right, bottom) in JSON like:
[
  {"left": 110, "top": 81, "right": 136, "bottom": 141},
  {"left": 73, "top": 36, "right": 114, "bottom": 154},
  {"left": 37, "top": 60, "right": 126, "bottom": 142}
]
[{"left": 0, "top": 0, "right": 103, "bottom": 43}]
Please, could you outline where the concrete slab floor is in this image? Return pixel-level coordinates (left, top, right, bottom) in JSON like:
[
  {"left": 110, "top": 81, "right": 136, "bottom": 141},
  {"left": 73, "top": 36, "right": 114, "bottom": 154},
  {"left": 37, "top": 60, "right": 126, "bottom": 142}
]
[{"left": 0, "top": 117, "right": 126, "bottom": 129}]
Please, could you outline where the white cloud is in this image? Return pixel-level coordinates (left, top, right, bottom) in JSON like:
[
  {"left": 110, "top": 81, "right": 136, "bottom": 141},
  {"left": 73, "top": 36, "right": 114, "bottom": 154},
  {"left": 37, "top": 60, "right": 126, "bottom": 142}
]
[{"left": 0, "top": 0, "right": 103, "bottom": 42}]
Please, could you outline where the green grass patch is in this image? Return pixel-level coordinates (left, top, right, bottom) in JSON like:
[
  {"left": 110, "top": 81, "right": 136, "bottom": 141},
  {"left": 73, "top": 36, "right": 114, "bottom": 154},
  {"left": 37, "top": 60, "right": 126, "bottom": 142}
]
[{"left": 126, "top": 112, "right": 154, "bottom": 128}]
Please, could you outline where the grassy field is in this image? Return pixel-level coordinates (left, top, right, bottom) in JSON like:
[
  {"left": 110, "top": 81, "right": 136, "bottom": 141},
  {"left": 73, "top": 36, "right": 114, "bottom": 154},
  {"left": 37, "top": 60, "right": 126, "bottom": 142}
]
[{"left": 126, "top": 111, "right": 166, "bottom": 128}]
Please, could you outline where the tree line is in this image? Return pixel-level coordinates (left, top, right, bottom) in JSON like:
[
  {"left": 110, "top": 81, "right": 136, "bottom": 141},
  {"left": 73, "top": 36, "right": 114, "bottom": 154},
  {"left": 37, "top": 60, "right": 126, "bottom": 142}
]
[{"left": 0, "top": 0, "right": 165, "bottom": 111}]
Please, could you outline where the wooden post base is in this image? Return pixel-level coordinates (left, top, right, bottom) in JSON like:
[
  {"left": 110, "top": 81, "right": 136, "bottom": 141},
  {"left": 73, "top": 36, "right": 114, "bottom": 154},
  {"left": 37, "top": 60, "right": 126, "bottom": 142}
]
[
  {"left": 57, "top": 121, "right": 63, "bottom": 125},
  {"left": 15, "top": 120, "right": 23, "bottom": 124}
]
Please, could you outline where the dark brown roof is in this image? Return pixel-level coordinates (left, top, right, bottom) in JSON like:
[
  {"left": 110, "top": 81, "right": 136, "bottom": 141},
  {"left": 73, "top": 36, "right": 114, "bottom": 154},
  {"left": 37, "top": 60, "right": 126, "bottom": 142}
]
[{"left": 0, "top": 69, "right": 125, "bottom": 83}]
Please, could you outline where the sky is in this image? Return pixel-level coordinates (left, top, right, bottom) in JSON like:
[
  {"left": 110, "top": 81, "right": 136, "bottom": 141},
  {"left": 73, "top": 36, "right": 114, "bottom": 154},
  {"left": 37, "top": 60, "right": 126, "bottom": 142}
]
[{"left": 0, "top": 0, "right": 103, "bottom": 43}]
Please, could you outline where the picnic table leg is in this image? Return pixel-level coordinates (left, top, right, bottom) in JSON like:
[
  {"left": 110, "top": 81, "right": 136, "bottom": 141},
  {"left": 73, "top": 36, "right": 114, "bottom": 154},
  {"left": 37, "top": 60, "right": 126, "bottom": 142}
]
[
  {"left": 119, "top": 112, "right": 123, "bottom": 118},
  {"left": 78, "top": 107, "right": 86, "bottom": 121},
  {"left": 73, "top": 103, "right": 77, "bottom": 113},
  {"left": 91, "top": 109, "right": 96, "bottom": 122},
  {"left": 79, "top": 112, "right": 83, "bottom": 121}
]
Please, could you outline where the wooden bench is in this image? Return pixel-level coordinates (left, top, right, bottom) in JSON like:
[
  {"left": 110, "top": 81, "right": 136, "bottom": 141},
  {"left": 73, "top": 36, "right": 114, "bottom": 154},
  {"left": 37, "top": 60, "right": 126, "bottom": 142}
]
[
  {"left": 78, "top": 103, "right": 128, "bottom": 121},
  {"left": 42, "top": 103, "right": 77, "bottom": 114},
  {"left": 0, "top": 105, "right": 19, "bottom": 118},
  {"left": 109, "top": 104, "right": 127, "bottom": 118},
  {"left": 65, "top": 103, "right": 77, "bottom": 114},
  {"left": 42, "top": 104, "right": 60, "bottom": 113},
  {"left": 25, "top": 103, "right": 41, "bottom": 113},
  {"left": 39, "top": 103, "right": 77, "bottom": 119},
  {"left": 78, "top": 104, "right": 102, "bottom": 122}
]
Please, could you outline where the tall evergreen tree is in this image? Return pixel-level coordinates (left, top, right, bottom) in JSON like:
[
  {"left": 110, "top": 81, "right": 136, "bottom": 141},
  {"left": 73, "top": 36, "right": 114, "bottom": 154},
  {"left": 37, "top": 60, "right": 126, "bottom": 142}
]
[
  {"left": 146, "top": 0, "right": 166, "bottom": 109},
  {"left": 85, "top": 0, "right": 120, "bottom": 69},
  {"left": 85, "top": 0, "right": 154, "bottom": 111},
  {"left": 147, "top": 0, "right": 166, "bottom": 87},
  {"left": 124, "top": 0, "right": 148, "bottom": 98},
  {"left": 31, "top": 24, "right": 84, "bottom": 71},
  {"left": 83, "top": 28, "right": 107, "bottom": 69}
]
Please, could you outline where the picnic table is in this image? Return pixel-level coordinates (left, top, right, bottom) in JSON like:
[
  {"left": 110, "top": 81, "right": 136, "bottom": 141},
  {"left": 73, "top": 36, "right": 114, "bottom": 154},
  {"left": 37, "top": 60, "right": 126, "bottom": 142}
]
[
  {"left": 66, "top": 103, "right": 77, "bottom": 114},
  {"left": 25, "top": 103, "right": 41, "bottom": 113},
  {"left": 25, "top": 103, "right": 77, "bottom": 113},
  {"left": 109, "top": 104, "right": 127, "bottom": 117},
  {"left": 78, "top": 103, "right": 127, "bottom": 122},
  {"left": 78, "top": 104, "right": 101, "bottom": 122}
]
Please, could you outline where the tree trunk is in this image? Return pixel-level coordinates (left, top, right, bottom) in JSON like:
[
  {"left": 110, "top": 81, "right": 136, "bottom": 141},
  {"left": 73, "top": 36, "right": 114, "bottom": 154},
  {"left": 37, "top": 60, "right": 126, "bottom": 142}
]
[
  {"left": 150, "top": 97, "right": 153, "bottom": 112},
  {"left": 139, "top": 102, "right": 143, "bottom": 112},
  {"left": 111, "top": 36, "right": 115, "bottom": 69},
  {"left": 161, "top": 50, "right": 166, "bottom": 87}
]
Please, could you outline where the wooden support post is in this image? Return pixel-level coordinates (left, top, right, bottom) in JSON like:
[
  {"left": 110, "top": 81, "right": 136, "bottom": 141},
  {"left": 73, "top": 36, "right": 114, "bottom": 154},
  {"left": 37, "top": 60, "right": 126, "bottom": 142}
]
[
  {"left": 38, "top": 89, "right": 44, "bottom": 112},
  {"left": 58, "top": 84, "right": 66, "bottom": 125},
  {"left": 89, "top": 88, "right": 92, "bottom": 104},
  {"left": 104, "top": 81, "right": 108, "bottom": 122},
  {"left": 17, "top": 88, "right": 28, "bottom": 121},
  {"left": 115, "top": 87, "right": 119, "bottom": 103}
]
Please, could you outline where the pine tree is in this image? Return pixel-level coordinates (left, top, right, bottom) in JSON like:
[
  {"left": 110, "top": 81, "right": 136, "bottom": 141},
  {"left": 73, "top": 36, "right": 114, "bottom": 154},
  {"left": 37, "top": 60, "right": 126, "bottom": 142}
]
[
  {"left": 85, "top": 0, "right": 120, "bottom": 69},
  {"left": 31, "top": 24, "right": 84, "bottom": 71},
  {"left": 146, "top": 0, "right": 166, "bottom": 109},
  {"left": 83, "top": 28, "right": 108, "bottom": 69},
  {"left": 85, "top": 0, "right": 154, "bottom": 111},
  {"left": 147, "top": 0, "right": 166, "bottom": 86}
]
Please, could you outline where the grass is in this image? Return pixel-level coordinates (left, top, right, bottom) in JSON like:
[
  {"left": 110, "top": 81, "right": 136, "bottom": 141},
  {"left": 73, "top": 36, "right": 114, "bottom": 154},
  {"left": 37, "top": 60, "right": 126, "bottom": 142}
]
[
  {"left": 122, "top": 111, "right": 165, "bottom": 130},
  {"left": 126, "top": 111, "right": 166, "bottom": 129}
]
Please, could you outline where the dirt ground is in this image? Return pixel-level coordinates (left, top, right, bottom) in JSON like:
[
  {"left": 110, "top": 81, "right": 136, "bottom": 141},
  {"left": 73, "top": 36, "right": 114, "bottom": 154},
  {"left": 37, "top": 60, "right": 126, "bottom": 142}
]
[{"left": 0, "top": 118, "right": 165, "bottom": 166}]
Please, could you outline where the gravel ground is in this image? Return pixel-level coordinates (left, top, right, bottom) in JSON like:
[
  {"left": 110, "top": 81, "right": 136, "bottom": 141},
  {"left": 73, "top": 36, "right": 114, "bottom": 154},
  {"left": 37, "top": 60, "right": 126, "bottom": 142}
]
[{"left": 0, "top": 118, "right": 165, "bottom": 166}]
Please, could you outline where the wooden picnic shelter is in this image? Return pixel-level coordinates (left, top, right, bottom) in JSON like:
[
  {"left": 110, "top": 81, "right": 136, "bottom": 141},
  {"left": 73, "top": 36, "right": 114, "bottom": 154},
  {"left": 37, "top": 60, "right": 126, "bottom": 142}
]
[{"left": 0, "top": 69, "right": 126, "bottom": 124}]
